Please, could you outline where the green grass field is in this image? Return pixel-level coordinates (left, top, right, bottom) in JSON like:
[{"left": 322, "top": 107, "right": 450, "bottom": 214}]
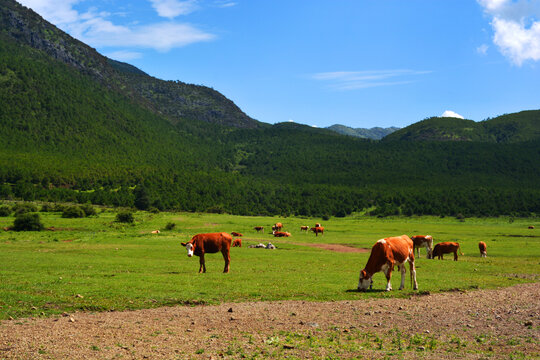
[{"left": 0, "top": 208, "right": 539, "bottom": 320}]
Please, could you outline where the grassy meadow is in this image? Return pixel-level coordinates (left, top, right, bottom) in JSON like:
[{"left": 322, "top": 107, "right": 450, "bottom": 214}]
[{"left": 0, "top": 207, "right": 539, "bottom": 320}]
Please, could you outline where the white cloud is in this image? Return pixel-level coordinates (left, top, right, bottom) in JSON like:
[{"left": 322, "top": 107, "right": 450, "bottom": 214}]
[
  {"left": 149, "top": 0, "right": 198, "bottom": 19},
  {"left": 17, "top": 0, "right": 215, "bottom": 53},
  {"left": 478, "top": 0, "right": 540, "bottom": 65},
  {"left": 477, "top": 43, "right": 489, "bottom": 55},
  {"left": 311, "top": 70, "right": 430, "bottom": 91},
  {"left": 441, "top": 110, "right": 465, "bottom": 119},
  {"left": 214, "top": 1, "right": 238, "bottom": 8}
]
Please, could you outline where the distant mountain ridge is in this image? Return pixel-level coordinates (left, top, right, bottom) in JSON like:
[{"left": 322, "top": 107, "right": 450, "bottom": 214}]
[
  {"left": 384, "top": 110, "right": 540, "bottom": 143},
  {"left": 0, "top": 0, "right": 262, "bottom": 129},
  {"left": 326, "top": 125, "right": 400, "bottom": 140}
]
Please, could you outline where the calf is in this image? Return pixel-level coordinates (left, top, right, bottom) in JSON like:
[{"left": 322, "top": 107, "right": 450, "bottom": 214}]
[
  {"left": 411, "top": 235, "right": 433, "bottom": 259},
  {"left": 181, "top": 232, "right": 232, "bottom": 273},
  {"left": 254, "top": 226, "right": 264, "bottom": 233},
  {"left": 432, "top": 242, "right": 463, "bottom": 261},
  {"left": 478, "top": 241, "right": 487, "bottom": 258},
  {"left": 300, "top": 226, "right": 309, "bottom": 232},
  {"left": 310, "top": 226, "right": 324, "bottom": 236},
  {"left": 231, "top": 232, "right": 243, "bottom": 237},
  {"left": 358, "top": 235, "right": 418, "bottom": 292},
  {"left": 232, "top": 238, "right": 242, "bottom": 247}
]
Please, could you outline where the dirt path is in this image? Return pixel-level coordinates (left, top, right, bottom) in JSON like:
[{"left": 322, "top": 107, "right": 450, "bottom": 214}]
[{"left": 1, "top": 283, "right": 538, "bottom": 359}]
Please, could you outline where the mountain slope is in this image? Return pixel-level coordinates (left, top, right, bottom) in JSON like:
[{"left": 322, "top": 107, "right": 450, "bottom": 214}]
[
  {"left": 383, "top": 110, "right": 540, "bottom": 143},
  {"left": 327, "top": 124, "right": 399, "bottom": 139},
  {"left": 0, "top": 0, "right": 261, "bottom": 129}
]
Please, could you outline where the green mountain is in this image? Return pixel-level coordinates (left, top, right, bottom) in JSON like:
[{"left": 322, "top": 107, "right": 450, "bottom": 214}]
[
  {"left": 327, "top": 124, "right": 400, "bottom": 140},
  {"left": 383, "top": 111, "right": 540, "bottom": 143},
  {"left": 1, "top": 0, "right": 539, "bottom": 218},
  {"left": 0, "top": 0, "right": 261, "bottom": 130}
]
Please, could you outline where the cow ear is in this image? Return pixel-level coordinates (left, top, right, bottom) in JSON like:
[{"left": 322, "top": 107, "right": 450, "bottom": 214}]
[
  {"left": 181, "top": 242, "right": 187, "bottom": 246},
  {"left": 361, "top": 269, "right": 367, "bottom": 279}
]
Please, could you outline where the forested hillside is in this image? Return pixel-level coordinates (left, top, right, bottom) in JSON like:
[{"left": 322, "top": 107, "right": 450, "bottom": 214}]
[
  {"left": 384, "top": 111, "right": 540, "bottom": 143},
  {"left": 327, "top": 124, "right": 399, "bottom": 139},
  {"left": 1, "top": 0, "right": 539, "bottom": 218}
]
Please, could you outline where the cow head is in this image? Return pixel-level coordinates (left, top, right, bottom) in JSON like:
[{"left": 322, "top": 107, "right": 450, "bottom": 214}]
[
  {"left": 181, "top": 241, "right": 195, "bottom": 257},
  {"left": 357, "top": 269, "right": 372, "bottom": 291},
  {"left": 431, "top": 245, "right": 440, "bottom": 259}
]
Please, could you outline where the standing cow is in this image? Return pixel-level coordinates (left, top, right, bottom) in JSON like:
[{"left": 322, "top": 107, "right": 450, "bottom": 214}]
[
  {"left": 478, "top": 241, "right": 487, "bottom": 258},
  {"left": 432, "top": 242, "right": 463, "bottom": 261},
  {"left": 254, "top": 226, "right": 264, "bottom": 233},
  {"left": 358, "top": 235, "right": 418, "bottom": 292},
  {"left": 310, "top": 226, "right": 324, "bottom": 236},
  {"left": 181, "top": 232, "right": 232, "bottom": 273},
  {"left": 411, "top": 235, "right": 434, "bottom": 259}
]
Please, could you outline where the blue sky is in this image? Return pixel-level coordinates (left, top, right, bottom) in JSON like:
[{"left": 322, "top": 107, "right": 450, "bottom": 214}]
[{"left": 17, "top": 0, "right": 540, "bottom": 128}]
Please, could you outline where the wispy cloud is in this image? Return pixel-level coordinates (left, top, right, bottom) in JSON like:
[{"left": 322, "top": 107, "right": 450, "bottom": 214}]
[
  {"left": 477, "top": 43, "right": 489, "bottom": 55},
  {"left": 311, "top": 70, "right": 431, "bottom": 91},
  {"left": 149, "top": 0, "right": 199, "bottom": 19},
  {"left": 478, "top": 0, "right": 540, "bottom": 65},
  {"left": 214, "top": 1, "right": 238, "bottom": 8},
  {"left": 17, "top": 0, "right": 215, "bottom": 53},
  {"left": 104, "top": 50, "right": 144, "bottom": 61}
]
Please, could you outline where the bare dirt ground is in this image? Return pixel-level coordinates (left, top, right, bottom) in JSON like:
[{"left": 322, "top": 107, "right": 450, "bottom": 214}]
[{"left": 0, "top": 283, "right": 538, "bottom": 359}]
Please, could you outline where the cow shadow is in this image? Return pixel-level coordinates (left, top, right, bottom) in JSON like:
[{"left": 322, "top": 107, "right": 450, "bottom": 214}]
[{"left": 345, "top": 288, "right": 387, "bottom": 293}]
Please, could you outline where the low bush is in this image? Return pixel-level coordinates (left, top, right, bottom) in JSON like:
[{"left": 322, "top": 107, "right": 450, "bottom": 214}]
[
  {"left": 13, "top": 203, "right": 38, "bottom": 215},
  {"left": 13, "top": 213, "right": 44, "bottom": 231},
  {"left": 164, "top": 222, "right": 176, "bottom": 230},
  {"left": 62, "top": 206, "right": 85, "bottom": 218},
  {"left": 0, "top": 205, "right": 12, "bottom": 217},
  {"left": 116, "top": 211, "right": 134, "bottom": 223},
  {"left": 80, "top": 203, "right": 97, "bottom": 217}
]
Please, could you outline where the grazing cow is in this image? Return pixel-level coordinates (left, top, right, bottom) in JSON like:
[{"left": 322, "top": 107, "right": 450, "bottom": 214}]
[
  {"left": 254, "top": 226, "right": 264, "bottom": 233},
  {"left": 358, "top": 235, "right": 418, "bottom": 292},
  {"left": 273, "top": 231, "right": 291, "bottom": 237},
  {"left": 411, "top": 235, "right": 433, "bottom": 259},
  {"left": 231, "top": 232, "right": 243, "bottom": 237},
  {"left": 529, "top": 226, "right": 535, "bottom": 229},
  {"left": 273, "top": 222, "right": 283, "bottom": 232},
  {"left": 478, "top": 241, "right": 487, "bottom": 258},
  {"left": 432, "top": 242, "right": 463, "bottom": 261},
  {"left": 232, "top": 238, "right": 242, "bottom": 247},
  {"left": 300, "top": 225, "right": 309, "bottom": 232},
  {"left": 181, "top": 232, "right": 232, "bottom": 273},
  {"left": 151, "top": 230, "right": 160, "bottom": 234},
  {"left": 310, "top": 226, "right": 324, "bottom": 236}
]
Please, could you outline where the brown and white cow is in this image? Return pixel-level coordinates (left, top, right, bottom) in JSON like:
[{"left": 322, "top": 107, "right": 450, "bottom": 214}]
[
  {"left": 310, "top": 226, "right": 324, "bottom": 236},
  {"left": 254, "top": 226, "right": 264, "bottom": 233},
  {"left": 358, "top": 235, "right": 418, "bottom": 292},
  {"left": 273, "top": 231, "right": 291, "bottom": 237},
  {"left": 151, "top": 230, "right": 160, "bottom": 234},
  {"left": 181, "top": 232, "right": 232, "bottom": 273},
  {"left": 411, "top": 235, "right": 433, "bottom": 259},
  {"left": 529, "top": 226, "right": 535, "bottom": 229},
  {"left": 232, "top": 238, "right": 242, "bottom": 247},
  {"left": 478, "top": 241, "right": 487, "bottom": 258},
  {"left": 272, "top": 222, "right": 283, "bottom": 232},
  {"left": 231, "top": 232, "right": 243, "bottom": 237},
  {"left": 300, "top": 226, "right": 309, "bottom": 232},
  {"left": 432, "top": 242, "right": 463, "bottom": 261}
]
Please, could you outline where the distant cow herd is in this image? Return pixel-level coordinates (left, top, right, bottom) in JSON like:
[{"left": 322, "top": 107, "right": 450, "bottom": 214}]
[{"left": 179, "top": 221, "right": 494, "bottom": 292}]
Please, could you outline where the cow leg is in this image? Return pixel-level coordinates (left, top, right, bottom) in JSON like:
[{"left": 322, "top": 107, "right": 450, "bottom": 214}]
[
  {"left": 199, "top": 254, "right": 206, "bottom": 273},
  {"left": 409, "top": 260, "right": 418, "bottom": 290},
  {"left": 454, "top": 251, "right": 458, "bottom": 261},
  {"left": 398, "top": 264, "right": 407, "bottom": 290},
  {"left": 222, "top": 249, "right": 230, "bottom": 273},
  {"left": 384, "top": 266, "right": 392, "bottom": 291}
]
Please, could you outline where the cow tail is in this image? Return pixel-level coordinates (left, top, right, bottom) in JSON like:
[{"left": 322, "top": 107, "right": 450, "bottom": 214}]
[{"left": 459, "top": 243, "right": 464, "bottom": 256}]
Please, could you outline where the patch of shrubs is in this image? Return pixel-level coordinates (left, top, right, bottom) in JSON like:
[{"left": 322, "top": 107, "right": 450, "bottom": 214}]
[
  {"left": 13, "top": 203, "right": 39, "bottom": 215},
  {"left": 116, "top": 211, "right": 134, "bottom": 223},
  {"left": 61, "top": 204, "right": 97, "bottom": 218},
  {"left": 164, "top": 222, "right": 176, "bottom": 231},
  {"left": 62, "top": 206, "right": 86, "bottom": 218},
  {"left": 13, "top": 213, "right": 44, "bottom": 231},
  {"left": 0, "top": 205, "right": 11, "bottom": 217}
]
